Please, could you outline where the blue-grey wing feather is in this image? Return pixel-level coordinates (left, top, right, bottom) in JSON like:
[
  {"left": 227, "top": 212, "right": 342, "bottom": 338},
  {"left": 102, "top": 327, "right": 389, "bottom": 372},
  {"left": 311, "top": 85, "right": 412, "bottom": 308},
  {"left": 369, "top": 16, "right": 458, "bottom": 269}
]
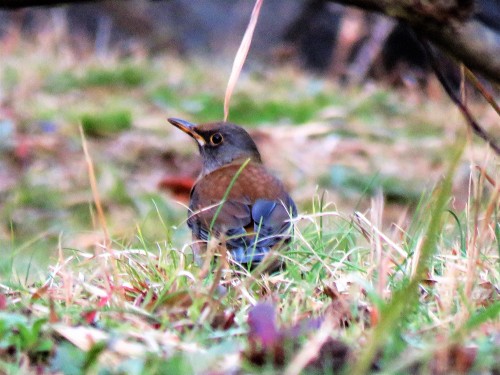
[
  {"left": 251, "top": 197, "right": 296, "bottom": 249},
  {"left": 189, "top": 193, "right": 296, "bottom": 264}
]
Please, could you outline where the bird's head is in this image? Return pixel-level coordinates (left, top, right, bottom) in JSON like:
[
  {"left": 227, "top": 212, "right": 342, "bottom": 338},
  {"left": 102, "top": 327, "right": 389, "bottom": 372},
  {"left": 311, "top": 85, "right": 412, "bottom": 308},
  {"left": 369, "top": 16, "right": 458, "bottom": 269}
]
[{"left": 168, "top": 118, "right": 262, "bottom": 175}]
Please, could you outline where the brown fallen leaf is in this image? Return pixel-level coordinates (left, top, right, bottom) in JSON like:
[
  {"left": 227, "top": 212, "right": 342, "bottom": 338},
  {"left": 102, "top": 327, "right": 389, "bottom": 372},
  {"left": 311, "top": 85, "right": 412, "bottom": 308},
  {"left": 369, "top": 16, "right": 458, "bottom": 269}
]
[
  {"left": 0, "top": 294, "right": 7, "bottom": 310},
  {"left": 304, "top": 337, "right": 351, "bottom": 374},
  {"left": 324, "top": 284, "right": 373, "bottom": 328},
  {"left": 211, "top": 309, "right": 236, "bottom": 330},
  {"left": 158, "top": 175, "right": 195, "bottom": 202},
  {"left": 431, "top": 344, "right": 478, "bottom": 375},
  {"left": 31, "top": 283, "right": 50, "bottom": 302}
]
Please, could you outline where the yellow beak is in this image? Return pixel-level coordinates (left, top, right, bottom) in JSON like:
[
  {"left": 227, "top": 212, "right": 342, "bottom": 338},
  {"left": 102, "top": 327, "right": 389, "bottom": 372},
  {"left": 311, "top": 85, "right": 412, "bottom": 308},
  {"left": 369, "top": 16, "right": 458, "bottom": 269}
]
[{"left": 168, "top": 118, "right": 205, "bottom": 145}]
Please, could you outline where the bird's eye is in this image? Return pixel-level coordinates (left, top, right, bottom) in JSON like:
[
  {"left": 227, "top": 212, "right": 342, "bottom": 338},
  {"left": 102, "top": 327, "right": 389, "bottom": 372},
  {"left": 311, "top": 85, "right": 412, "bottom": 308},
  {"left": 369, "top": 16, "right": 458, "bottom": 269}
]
[{"left": 210, "top": 133, "right": 223, "bottom": 145}]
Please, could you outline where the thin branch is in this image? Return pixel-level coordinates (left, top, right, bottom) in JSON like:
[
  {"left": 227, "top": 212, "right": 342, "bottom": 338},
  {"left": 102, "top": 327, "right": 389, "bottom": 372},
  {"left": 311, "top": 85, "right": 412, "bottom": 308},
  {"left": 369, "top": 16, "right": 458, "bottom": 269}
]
[
  {"left": 418, "top": 38, "right": 500, "bottom": 155},
  {"left": 0, "top": 0, "right": 100, "bottom": 7},
  {"left": 326, "top": 0, "right": 500, "bottom": 85},
  {"left": 464, "top": 67, "right": 500, "bottom": 117}
]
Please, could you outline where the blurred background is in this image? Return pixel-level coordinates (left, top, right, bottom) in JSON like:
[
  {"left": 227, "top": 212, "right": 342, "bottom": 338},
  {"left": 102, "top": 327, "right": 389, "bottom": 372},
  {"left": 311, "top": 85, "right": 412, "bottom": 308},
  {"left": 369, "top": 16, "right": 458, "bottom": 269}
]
[{"left": 0, "top": 0, "right": 498, "bottom": 280}]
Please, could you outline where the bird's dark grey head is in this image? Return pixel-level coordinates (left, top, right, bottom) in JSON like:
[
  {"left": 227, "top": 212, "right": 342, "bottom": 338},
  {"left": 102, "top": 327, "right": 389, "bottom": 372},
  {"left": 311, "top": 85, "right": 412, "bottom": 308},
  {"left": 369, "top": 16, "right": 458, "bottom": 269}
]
[{"left": 168, "top": 118, "right": 262, "bottom": 175}]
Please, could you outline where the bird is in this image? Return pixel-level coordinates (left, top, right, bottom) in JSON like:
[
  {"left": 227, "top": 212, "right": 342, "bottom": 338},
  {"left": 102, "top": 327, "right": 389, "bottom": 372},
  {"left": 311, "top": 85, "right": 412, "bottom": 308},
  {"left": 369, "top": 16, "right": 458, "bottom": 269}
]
[{"left": 168, "top": 117, "right": 297, "bottom": 268}]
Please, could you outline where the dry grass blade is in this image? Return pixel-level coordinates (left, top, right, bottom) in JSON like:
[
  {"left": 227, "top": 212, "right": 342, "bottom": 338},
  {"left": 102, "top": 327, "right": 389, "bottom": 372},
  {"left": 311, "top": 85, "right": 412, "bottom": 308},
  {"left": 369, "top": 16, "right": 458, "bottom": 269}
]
[
  {"left": 475, "top": 165, "right": 499, "bottom": 192},
  {"left": 351, "top": 141, "right": 465, "bottom": 375},
  {"left": 354, "top": 211, "right": 407, "bottom": 259},
  {"left": 79, "top": 125, "right": 110, "bottom": 247},
  {"left": 79, "top": 125, "right": 122, "bottom": 301},
  {"left": 464, "top": 67, "right": 500, "bottom": 117},
  {"left": 223, "top": 0, "right": 264, "bottom": 121}
]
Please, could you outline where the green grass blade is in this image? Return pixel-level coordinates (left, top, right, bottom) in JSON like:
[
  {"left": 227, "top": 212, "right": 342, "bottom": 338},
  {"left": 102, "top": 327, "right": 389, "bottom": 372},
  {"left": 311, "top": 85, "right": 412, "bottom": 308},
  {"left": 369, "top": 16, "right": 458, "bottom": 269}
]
[{"left": 349, "top": 142, "right": 464, "bottom": 375}]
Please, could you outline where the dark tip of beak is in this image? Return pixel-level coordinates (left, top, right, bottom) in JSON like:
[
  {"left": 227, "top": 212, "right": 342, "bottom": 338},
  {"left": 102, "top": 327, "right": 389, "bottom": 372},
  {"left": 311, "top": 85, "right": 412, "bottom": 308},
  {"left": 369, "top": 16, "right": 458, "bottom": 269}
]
[
  {"left": 168, "top": 117, "right": 205, "bottom": 144},
  {"left": 168, "top": 117, "right": 196, "bottom": 131}
]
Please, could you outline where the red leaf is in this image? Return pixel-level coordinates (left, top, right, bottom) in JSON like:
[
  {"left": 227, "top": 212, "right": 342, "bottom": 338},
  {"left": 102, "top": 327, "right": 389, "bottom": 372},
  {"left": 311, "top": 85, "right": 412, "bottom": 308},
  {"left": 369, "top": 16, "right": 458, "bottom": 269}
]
[
  {"left": 49, "top": 299, "right": 59, "bottom": 323},
  {"left": 97, "top": 296, "right": 109, "bottom": 307},
  {"left": 369, "top": 306, "right": 379, "bottom": 326},
  {"left": 0, "top": 294, "right": 6, "bottom": 310},
  {"left": 158, "top": 176, "right": 195, "bottom": 202},
  {"left": 449, "top": 345, "right": 477, "bottom": 373},
  {"left": 82, "top": 310, "right": 98, "bottom": 324}
]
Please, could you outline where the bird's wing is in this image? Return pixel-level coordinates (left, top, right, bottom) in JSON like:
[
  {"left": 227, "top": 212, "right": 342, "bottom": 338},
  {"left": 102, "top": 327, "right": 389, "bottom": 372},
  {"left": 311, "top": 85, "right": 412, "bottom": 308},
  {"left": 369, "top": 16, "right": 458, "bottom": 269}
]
[
  {"left": 188, "top": 193, "right": 252, "bottom": 243},
  {"left": 220, "top": 195, "right": 296, "bottom": 264},
  {"left": 251, "top": 195, "right": 297, "bottom": 249}
]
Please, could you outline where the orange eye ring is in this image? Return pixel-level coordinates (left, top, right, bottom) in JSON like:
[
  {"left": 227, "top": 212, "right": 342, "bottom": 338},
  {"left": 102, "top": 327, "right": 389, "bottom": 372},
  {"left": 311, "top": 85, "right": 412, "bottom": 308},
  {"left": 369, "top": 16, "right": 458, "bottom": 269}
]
[{"left": 210, "top": 133, "right": 223, "bottom": 145}]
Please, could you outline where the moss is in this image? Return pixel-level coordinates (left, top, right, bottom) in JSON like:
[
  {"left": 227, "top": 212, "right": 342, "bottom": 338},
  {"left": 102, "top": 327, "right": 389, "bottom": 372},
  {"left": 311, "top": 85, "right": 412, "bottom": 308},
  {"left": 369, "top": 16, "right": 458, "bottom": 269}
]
[
  {"left": 81, "top": 64, "right": 148, "bottom": 87},
  {"left": 80, "top": 109, "right": 132, "bottom": 137},
  {"left": 44, "top": 64, "right": 148, "bottom": 94}
]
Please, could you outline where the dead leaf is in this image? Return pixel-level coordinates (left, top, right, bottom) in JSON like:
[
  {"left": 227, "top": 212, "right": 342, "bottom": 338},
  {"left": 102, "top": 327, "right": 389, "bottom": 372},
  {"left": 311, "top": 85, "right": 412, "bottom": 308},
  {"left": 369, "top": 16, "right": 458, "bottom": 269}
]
[
  {"left": 53, "top": 324, "right": 146, "bottom": 356},
  {"left": 31, "top": 284, "right": 50, "bottom": 302},
  {"left": 305, "top": 338, "right": 351, "bottom": 373},
  {"left": 431, "top": 344, "right": 478, "bottom": 374},
  {"left": 211, "top": 309, "right": 236, "bottom": 330},
  {"left": 158, "top": 175, "right": 195, "bottom": 202}
]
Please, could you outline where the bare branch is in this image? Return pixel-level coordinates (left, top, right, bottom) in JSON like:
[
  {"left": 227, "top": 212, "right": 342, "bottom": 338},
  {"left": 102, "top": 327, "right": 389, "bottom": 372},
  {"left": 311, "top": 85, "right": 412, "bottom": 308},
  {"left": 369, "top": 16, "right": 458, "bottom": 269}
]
[
  {"left": 327, "top": 0, "right": 500, "bottom": 84},
  {"left": 0, "top": 0, "right": 100, "bottom": 7},
  {"left": 419, "top": 37, "right": 500, "bottom": 155}
]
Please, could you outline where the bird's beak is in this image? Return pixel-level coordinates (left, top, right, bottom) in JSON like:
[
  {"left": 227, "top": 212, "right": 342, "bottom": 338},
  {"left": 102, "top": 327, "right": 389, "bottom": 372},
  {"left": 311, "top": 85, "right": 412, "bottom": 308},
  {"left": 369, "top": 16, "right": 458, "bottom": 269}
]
[{"left": 168, "top": 118, "right": 206, "bottom": 145}]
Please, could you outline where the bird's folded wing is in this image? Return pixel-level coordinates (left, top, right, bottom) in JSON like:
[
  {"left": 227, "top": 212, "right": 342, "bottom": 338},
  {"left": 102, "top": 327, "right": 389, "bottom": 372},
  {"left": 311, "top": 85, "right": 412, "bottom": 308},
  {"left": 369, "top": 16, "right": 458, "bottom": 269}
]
[
  {"left": 251, "top": 196, "right": 296, "bottom": 248},
  {"left": 188, "top": 199, "right": 252, "bottom": 244}
]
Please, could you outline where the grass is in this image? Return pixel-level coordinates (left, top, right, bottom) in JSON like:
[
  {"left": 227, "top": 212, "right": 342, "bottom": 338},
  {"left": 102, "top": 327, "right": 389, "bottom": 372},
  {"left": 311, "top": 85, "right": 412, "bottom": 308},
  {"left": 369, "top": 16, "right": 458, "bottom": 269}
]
[
  {"left": 1, "top": 167, "right": 498, "bottom": 374},
  {"left": 0, "top": 30, "right": 499, "bottom": 374},
  {"left": 80, "top": 109, "right": 132, "bottom": 137},
  {"left": 44, "top": 63, "right": 149, "bottom": 93}
]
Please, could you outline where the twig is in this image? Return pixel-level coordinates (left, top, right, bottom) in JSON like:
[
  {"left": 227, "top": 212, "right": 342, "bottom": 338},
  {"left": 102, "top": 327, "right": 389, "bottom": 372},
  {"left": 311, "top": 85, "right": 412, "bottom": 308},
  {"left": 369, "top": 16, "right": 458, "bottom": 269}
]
[
  {"left": 417, "top": 37, "right": 500, "bottom": 155},
  {"left": 464, "top": 67, "right": 500, "bottom": 117}
]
